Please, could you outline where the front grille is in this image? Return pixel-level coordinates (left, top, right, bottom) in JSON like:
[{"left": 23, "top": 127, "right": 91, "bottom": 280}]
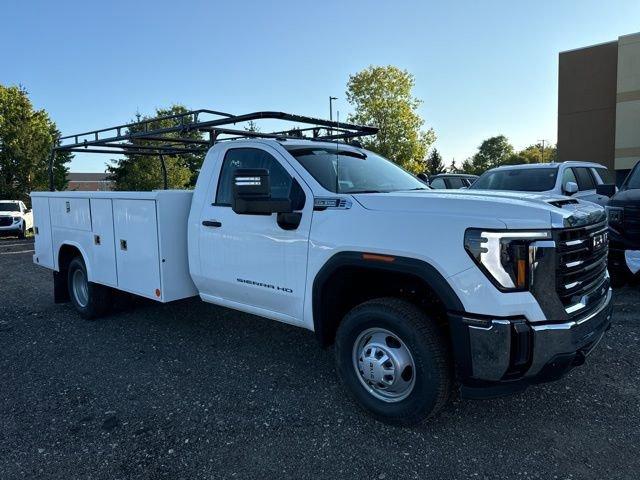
[
  {"left": 624, "top": 206, "right": 640, "bottom": 243},
  {"left": 554, "top": 221, "right": 609, "bottom": 318},
  {"left": 0, "top": 217, "right": 13, "bottom": 227}
]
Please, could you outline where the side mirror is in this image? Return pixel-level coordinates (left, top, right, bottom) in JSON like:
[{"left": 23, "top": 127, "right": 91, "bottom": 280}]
[
  {"left": 232, "top": 168, "right": 292, "bottom": 215},
  {"left": 563, "top": 181, "right": 578, "bottom": 195},
  {"left": 596, "top": 183, "right": 616, "bottom": 197}
]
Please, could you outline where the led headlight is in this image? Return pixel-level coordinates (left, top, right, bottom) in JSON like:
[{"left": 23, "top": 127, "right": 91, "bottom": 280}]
[
  {"left": 605, "top": 206, "right": 623, "bottom": 226},
  {"left": 12, "top": 217, "right": 21, "bottom": 223},
  {"left": 464, "top": 229, "right": 551, "bottom": 291}
]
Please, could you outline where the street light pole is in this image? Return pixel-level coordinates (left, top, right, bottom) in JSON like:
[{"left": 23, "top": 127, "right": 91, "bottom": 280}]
[{"left": 329, "top": 96, "right": 337, "bottom": 122}]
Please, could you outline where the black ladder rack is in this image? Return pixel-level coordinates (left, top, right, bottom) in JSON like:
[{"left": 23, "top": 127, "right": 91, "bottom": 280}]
[{"left": 50, "top": 109, "right": 378, "bottom": 190}]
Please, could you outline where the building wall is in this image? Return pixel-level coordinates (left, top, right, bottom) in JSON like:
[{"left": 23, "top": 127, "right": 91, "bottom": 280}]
[
  {"left": 615, "top": 32, "right": 640, "bottom": 180},
  {"left": 557, "top": 41, "right": 618, "bottom": 170}
]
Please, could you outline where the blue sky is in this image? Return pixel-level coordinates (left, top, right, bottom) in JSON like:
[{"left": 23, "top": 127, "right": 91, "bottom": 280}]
[{"left": 2, "top": 0, "right": 639, "bottom": 172}]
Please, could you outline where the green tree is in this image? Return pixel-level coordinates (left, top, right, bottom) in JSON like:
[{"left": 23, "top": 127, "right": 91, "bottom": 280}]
[
  {"left": 425, "top": 148, "right": 446, "bottom": 175},
  {"left": 462, "top": 135, "right": 514, "bottom": 175},
  {"left": 346, "top": 65, "right": 436, "bottom": 173},
  {"left": 107, "top": 105, "right": 203, "bottom": 190},
  {"left": 0, "top": 85, "right": 70, "bottom": 202},
  {"left": 510, "top": 143, "right": 557, "bottom": 164}
]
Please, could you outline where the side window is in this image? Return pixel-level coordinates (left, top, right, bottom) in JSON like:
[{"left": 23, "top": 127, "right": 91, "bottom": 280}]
[
  {"left": 562, "top": 167, "right": 577, "bottom": 189},
  {"left": 215, "top": 148, "right": 292, "bottom": 206},
  {"left": 447, "top": 177, "right": 465, "bottom": 189},
  {"left": 430, "top": 177, "right": 447, "bottom": 189},
  {"left": 593, "top": 167, "right": 615, "bottom": 185},
  {"left": 574, "top": 167, "right": 596, "bottom": 191}
]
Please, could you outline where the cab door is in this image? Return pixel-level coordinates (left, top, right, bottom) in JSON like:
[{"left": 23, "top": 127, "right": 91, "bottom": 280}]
[{"left": 197, "top": 144, "right": 312, "bottom": 323}]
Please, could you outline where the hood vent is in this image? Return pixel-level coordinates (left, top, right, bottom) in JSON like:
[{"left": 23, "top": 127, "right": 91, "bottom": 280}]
[{"left": 547, "top": 199, "right": 579, "bottom": 208}]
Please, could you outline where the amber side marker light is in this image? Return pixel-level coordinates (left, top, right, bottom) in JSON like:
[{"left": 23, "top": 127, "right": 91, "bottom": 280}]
[
  {"left": 516, "top": 259, "right": 526, "bottom": 288},
  {"left": 362, "top": 253, "right": 396, "bottom": 263}
]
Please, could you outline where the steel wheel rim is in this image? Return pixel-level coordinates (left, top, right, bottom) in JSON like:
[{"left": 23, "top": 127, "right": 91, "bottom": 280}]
[
  {"left": 352, "top": 327, "right": 416, "bottom": 403},
  {"left": 72, "top": 268, "right": 89, "bottom": 308}
]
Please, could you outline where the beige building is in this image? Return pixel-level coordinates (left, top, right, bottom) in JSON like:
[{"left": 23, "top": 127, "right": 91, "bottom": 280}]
[{"left": 558, "top": 32, "right": 640, "bottom": 184}]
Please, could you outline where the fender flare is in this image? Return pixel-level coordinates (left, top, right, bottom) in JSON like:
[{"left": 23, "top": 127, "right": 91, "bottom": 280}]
[{"left": 311, "top": 251, "right": 464, "bottom": 346}]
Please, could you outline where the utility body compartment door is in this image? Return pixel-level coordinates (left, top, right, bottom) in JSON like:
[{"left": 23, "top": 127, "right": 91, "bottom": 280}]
[
  {"left": 113, "top": 199, "right": 162, "bottom": 300},
  {"left": 89, "top": 198, "right": 117, "bottom": 287},
  {"left": 31, "top": 196, "right": 54, "bottom": 269}
]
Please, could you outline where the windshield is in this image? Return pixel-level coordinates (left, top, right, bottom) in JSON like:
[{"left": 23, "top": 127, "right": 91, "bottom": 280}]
[
  {"left": 624, "top": 164, "right": 640, "bottom": 190},
  {"left": 0, "top": 202, "right": 19, "bottom": 212},
  {"left": 470, "top": 168, "right": 558, "bottom": 192},
  {"left": 285, "top": 146, "right": 428, "bottom": 193}
]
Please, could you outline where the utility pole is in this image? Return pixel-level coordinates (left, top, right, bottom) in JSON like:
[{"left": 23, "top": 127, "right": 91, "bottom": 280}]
[{"left": 538, "top": 139, "right": 548, "bottom": 163}]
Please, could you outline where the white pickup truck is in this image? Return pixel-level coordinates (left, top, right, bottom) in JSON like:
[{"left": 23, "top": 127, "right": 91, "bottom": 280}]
[{"left": 31, "top": 110, "right": 613, "bottom": 425}]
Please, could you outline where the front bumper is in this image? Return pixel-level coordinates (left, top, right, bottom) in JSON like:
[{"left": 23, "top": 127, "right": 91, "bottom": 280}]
[{"left": 448, "top": 288, "right": 613, "bottom": 399}]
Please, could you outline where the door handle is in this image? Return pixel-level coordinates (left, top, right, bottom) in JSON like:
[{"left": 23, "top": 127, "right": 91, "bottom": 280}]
[{"left": 202, "top": 220, "right": 222, "bottom": 228}]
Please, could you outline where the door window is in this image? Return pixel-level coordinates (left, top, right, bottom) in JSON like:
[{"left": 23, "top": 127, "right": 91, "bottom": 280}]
[
  {"left": 430, "top": 177, "right": 447, "bottom": 189},
  {"left": 216, "top": 148, "right": 292, "bottom": 205},
  {"left": 447, "top": 177, "right": 465, "bottom": 189},
  {"left": 574, "top": 167, "right": 596, "bottom": 191}
]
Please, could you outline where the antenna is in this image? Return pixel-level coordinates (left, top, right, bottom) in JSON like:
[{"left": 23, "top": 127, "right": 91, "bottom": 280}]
[{"left": 335, "top": 111, "right": 340, "bottom": 193}]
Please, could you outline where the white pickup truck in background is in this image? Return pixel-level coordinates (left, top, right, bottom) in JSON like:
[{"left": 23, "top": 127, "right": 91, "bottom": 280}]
[
  {"left": 0, "top": 199, "right": 33, "bottom": 238},
  {"left": 31, "top": 110, "right": 614, "bottom": 425}
]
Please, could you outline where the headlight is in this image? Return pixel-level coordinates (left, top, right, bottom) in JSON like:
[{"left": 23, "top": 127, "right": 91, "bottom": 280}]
[
  {"left": 464, "top": 229, "right": 551, "bottom": 291},
  {"left": 12, "top": 217, "right": 21, "bottom": 223},
  {"left": 605, "top": 206, "right": 623, "bottom": 226}
]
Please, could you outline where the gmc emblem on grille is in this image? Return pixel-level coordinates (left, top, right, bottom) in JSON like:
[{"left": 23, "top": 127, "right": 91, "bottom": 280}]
[{"left": 592, "top": 232, "right": 607, "bottom": 250}]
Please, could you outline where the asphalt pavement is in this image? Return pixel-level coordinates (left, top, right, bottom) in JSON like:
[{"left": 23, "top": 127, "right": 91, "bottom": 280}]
[{"left": 0, "top": 237, "right": 638, "bottom": 479}]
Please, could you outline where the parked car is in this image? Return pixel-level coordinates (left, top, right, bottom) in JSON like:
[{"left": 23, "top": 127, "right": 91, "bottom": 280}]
[
  {"left": 0, "top": 200, "right": 33, "bottom": 238},
  {"left": 469, "top": 162, "right": 616, "bottom": 206},
  {"left": 606, "top": 161, "right": 640, "bottom": 286},
  {"left": 31, "top": 110, "right": 613, "bottom": 425},
  {"left": 428, "top": 173, "right": 478, "bottom": 189}
]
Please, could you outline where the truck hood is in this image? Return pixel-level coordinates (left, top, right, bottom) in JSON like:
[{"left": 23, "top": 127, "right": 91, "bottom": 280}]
[
  {"left": 609, "top": 188, "right": 640, "bottom": 207},
  {"left": 352, "top": 189, "right": 606, "bottom": 229}
]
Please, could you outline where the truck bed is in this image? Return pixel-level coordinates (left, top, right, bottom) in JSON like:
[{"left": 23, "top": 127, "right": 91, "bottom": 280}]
[{"left": 30, "top": 190, "right": 197, "bottom": 302}]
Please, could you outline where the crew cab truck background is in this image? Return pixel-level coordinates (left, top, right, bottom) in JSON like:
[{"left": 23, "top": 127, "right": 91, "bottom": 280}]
[{"left": 31, "top": 117, "right": 613, "bottom": 425}]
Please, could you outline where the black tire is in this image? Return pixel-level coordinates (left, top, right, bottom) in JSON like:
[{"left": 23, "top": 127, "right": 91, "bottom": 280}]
[
  {"left": 17, "top": 222, "right": 26, "bottom": 239},
  {"left": 67, "top": 256, "right": 111, "bottom": 320},
  {"left": 335, "top": 297, "right": 453, "bottom": 426}
]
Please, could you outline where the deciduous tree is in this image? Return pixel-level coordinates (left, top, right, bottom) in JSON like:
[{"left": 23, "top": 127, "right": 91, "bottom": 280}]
[
  {"left": 346, "top": 66, "right": 436, "bottom": 173},
  {"left": 0, "top": 85, "right": 70, "bottom": 201}
]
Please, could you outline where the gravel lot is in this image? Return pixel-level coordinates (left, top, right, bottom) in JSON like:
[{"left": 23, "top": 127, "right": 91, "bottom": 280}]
[{"left": 1, "top": 237, "right": 639, "bottom": 480}]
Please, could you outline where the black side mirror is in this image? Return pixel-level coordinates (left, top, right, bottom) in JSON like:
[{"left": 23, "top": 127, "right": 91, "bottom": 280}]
[
  {"left": 596, "top": 183, "right": 616, "bottom": 197},
  {"left": 232, "top": 168, "right": 292, "bottom": 215}
]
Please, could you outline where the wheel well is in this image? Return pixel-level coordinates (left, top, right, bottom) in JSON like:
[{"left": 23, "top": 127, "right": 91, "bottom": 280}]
[
  {"left": 54, "top": 244, "right": 83, "bottom": 303},
  {"left": 313, "top": 258, "right": 458, "bottom": 348},
  {"left": 58, "top": 244, "right": 82, "bottom": 273}
]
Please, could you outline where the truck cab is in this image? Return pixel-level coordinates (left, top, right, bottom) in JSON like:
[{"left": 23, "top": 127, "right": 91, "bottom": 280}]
[{"left": 31, "top": 110, "right": 614, "bottom": 425}]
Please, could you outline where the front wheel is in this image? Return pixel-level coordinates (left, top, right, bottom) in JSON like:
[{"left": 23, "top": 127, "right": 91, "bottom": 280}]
[
  {"left": 335, "top": 298, "right": 453, "bottom": 426},
  {"left": 67, "top": 257, "right": 112, "bottom": 320},
  {"left": 17, "top": 222, "right": 26, "bottom": 239}
]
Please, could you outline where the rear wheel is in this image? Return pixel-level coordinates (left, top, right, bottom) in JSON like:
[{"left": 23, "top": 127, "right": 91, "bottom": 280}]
[
  {"left": 335, "top": 297, "right": 452, "bottom": 426},
  {"left": 67, "top": 257, "right": 111, "bottom": 319}
]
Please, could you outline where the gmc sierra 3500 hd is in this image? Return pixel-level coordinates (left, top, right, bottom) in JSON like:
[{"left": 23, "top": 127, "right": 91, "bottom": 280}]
[{"left": 31, "top": 110, "right": 613, "bottom": 425}]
